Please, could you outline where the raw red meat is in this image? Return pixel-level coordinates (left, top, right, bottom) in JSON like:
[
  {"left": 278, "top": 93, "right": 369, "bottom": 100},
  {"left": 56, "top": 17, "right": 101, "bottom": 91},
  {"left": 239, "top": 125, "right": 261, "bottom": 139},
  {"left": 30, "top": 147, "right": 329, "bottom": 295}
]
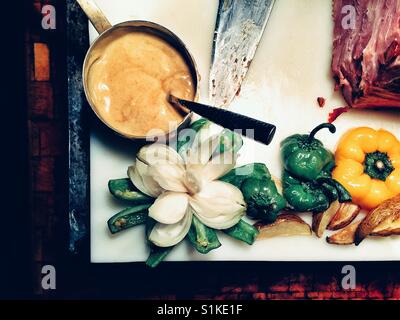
[{"left": 332, "top": 0, "right": 400, "bottom": 108}]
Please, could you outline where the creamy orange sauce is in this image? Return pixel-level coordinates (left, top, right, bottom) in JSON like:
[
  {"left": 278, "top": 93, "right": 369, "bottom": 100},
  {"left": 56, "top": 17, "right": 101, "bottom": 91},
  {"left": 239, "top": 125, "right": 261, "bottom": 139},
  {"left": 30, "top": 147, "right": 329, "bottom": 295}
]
[{"left": 88, "top": 31, "right": 195, "bottom": 137}]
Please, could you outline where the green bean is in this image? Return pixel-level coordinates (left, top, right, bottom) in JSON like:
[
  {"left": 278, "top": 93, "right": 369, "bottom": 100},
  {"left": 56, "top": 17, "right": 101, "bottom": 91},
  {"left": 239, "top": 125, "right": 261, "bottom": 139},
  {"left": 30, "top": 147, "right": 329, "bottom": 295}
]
[
  {"left": 187, "top": 216, "right": 221, "bottom": 254},
  {"left": 146, "top": 246, "right": 173, "bottom": 268},
  {"left": 223, "top": 219, "right": 259, "bottom": 245}
]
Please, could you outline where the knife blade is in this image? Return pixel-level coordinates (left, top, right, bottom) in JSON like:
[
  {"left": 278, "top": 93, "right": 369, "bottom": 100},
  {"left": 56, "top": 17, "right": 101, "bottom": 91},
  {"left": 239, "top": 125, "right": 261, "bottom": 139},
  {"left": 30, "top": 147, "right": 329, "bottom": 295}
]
[{"left": 209, "top": 0, "right": 275, "bottom": 107}]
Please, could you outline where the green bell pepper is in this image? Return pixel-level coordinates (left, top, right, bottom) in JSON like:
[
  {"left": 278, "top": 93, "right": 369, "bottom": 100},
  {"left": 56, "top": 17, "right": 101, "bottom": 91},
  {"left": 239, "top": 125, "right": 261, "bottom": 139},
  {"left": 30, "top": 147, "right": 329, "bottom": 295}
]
[
  {"left": 220, "top": 163, "right": 285, "bottom": 222},
  {"left": 220, "top": 163, "right": 271, "bottom": 186},
  {"left": 317, "top": 177, "right": 352, "bottom": 203},
  {"left": 319, "top": 181, "right": 339, "bottom": 202},
  {"left": 280, "top": 123, "right": 351, "bottom": 213},
  {"left": 280, "top": 123, "right": 336, "bottom": 181},
  {"left": 241, "top": 177, "right": 286, "bottom": 222},
  {"left": 282, "top": 171, "right": 330, "bottom": 212}
]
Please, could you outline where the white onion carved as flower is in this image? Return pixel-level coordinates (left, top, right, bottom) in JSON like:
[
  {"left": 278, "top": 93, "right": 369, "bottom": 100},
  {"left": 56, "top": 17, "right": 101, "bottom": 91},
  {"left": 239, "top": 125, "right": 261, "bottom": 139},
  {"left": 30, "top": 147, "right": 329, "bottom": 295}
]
[{"left": 128, "top": 133, "right": 246, "bottom": 247}]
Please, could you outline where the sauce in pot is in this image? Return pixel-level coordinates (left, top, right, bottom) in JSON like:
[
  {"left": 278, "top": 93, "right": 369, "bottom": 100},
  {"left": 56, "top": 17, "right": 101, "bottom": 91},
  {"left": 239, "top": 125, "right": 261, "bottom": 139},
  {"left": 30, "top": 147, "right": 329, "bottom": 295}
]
[{"left": 88, "top": 31, "right": 195, "bottom": 137}]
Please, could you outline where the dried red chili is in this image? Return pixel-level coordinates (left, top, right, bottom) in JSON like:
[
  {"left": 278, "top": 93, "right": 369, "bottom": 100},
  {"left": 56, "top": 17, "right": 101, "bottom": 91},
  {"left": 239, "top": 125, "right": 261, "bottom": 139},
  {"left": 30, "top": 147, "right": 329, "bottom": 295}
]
[
  {"left": 328, "top": 107, "right": 350, "bottom": 123},
  {"left": 317, "top": 97, "right": 326, "bottom": 108}
]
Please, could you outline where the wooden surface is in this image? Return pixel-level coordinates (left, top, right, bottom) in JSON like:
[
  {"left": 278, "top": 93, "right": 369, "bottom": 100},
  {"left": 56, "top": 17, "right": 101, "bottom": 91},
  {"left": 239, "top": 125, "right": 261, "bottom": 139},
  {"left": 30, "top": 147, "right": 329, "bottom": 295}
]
[{"left": 25, "top": 0, "right": 400, "bottom": 299}]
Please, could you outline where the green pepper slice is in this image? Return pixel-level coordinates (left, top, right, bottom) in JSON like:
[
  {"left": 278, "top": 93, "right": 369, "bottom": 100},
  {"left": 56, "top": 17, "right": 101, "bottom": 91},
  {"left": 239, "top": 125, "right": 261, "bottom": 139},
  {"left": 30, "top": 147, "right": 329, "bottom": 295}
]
[
  {"left": 187, "top": 216, "right": 221, "bottom": 254},
  {"left": 108, "top": 178, "right": 153, "bottom": 203},
  {"left": 223, "top": 220, "right": 259, "bottom": 245},
  {"left": 107, "top": 204, "right": 151, "bottom": 234}
]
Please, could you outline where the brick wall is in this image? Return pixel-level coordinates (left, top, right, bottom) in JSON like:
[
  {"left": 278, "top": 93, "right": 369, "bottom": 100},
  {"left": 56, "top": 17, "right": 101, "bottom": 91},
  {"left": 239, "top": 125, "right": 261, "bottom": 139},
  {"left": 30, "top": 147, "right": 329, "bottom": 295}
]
[
  {"left": 25, "top": 0, "right": 400, "bottom": 299},
  {"left": 27, "top": 0, "right": 67, "bottom": 296}
]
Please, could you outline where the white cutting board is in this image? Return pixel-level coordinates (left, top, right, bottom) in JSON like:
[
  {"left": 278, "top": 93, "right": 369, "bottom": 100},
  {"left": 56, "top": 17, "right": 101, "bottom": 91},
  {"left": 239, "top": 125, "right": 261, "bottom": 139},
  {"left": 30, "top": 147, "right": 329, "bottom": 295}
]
[{"left": 90, "top": 0, "right": 400, "bottom": 262}]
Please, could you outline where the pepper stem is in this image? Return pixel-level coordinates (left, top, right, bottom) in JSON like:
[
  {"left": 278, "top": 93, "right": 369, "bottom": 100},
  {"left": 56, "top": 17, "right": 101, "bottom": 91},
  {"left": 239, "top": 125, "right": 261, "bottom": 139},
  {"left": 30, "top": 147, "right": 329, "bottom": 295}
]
[
  {"left": 376, "top": 160, "right": 385, "bottom": 171},
  {"left": 307, "top": 123, "right": 336, "bottom": 143},
  {"left": 364, "top": 151, "right": 394, "bottom": 181}
]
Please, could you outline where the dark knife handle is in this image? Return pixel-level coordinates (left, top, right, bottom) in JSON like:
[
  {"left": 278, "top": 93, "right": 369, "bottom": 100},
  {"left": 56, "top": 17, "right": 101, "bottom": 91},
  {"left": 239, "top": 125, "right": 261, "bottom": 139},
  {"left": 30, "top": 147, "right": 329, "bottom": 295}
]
[{"left": 170, "top": 96, "right": 276, "bottom": 145}]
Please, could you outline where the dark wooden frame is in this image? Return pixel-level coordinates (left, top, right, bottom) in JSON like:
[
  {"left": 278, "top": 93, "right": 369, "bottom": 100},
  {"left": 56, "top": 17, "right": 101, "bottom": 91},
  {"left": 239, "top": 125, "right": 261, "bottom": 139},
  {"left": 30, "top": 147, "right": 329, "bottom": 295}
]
[{"left": 64, "top": 0, "right": 400, "bottom": 299}]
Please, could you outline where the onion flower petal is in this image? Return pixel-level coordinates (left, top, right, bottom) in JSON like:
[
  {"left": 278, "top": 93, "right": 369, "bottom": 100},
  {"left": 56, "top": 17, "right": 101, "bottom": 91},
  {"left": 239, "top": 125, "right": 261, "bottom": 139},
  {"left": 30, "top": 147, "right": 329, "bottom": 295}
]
[
  {"left": 193, "top": 211, "right": 243, "bottom": 230},
  {"left": 137, "top": 143, "right": 184, "bottom": 166},
  {"left": 189, "top": 181, "right": 246, "bottom": 218},
  {"left": 127, "top": 161, "right": 162, "bottom": 197},
  {"left": 148, "top": 192, "right": 189, "bottom": 224},
  {"left": 148, "top": 209, "right": 192, "bottom": 247},
  {"left": 147, "top": 163, "right": 187, "bottom": 192}
]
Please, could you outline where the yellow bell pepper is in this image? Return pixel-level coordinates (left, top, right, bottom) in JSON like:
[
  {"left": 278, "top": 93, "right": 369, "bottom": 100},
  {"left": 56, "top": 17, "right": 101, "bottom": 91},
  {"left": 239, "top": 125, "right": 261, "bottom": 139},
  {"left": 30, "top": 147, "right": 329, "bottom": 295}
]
[{"left": 332, "top": 127, "right": 400, "bottom": 210}]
